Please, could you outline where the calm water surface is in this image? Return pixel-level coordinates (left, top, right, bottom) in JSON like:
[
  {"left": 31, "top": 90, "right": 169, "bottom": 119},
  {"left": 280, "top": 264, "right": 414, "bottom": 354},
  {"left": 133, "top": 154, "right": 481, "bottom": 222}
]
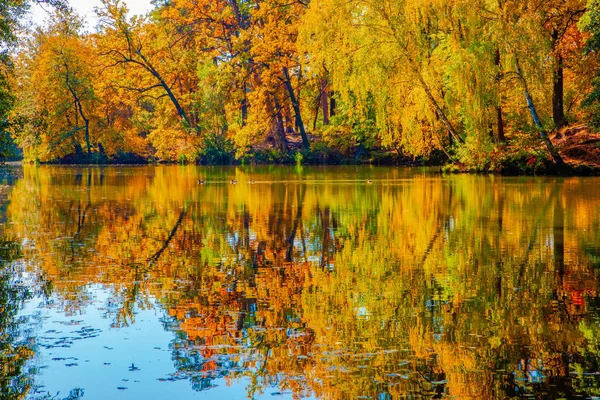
[{"left": 1, "top": 165, "right": 600, "bottom": 399}]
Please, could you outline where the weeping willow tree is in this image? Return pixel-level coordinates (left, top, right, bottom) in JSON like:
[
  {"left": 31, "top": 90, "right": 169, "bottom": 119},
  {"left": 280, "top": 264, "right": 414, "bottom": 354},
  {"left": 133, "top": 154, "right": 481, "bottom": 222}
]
[
  {"left": 299, "top": 0, "right": 586, "bottom": 168},
  {"left": 299, "top": 0, "right": 462, "bottom": 158}
]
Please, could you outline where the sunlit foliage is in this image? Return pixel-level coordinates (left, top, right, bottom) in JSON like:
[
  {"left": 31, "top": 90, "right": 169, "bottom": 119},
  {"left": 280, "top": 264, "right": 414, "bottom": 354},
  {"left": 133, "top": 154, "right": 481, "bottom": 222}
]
[{"left": 3, "top": 0, "right": 598, "bottom": 166}]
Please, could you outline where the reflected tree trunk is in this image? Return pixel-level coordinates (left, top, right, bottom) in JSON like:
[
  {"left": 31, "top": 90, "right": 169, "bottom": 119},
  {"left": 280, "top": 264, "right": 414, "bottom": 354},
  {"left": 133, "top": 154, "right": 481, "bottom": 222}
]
[
  {"left": 319, "top": 205, "right": 331, "bottom": 268},
  {"left": 148, "top": 208, "right": 187, "bottom": 265},
  {"left": 286, "top": 185, "right": 305, "bottom": 262},
  {"left": 495, "top": 183, "right": 505, "bottom": 297},
  {"left": 553, "top": 189, "right": 565, "bottom": 279}
]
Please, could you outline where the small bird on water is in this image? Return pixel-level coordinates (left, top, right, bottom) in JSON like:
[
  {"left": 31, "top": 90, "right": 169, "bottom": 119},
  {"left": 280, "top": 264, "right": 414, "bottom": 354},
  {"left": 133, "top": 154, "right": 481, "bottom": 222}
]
[
  {"left": 367, "top": 180, "right": 373, "bottom": 184},
  {"left": 230, "top": 179, "right": 237, "bottom": 184},
  {"left": 198, "top": 179, "right": 205, "bottom": 185}
]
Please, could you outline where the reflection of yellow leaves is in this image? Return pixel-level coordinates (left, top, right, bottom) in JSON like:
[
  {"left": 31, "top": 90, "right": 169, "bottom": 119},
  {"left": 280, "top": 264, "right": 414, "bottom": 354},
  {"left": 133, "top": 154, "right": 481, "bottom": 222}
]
[
  {"left": 6, "top": 165, "right": 600, "bottom": 399},
  {"left": 488, "top": 335, "right": 502, "bottom": 349}
]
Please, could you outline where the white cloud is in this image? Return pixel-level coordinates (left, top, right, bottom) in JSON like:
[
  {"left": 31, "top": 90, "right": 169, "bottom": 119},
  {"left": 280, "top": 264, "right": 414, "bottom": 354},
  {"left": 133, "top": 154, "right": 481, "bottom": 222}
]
[{"left": 30, "top": 0, "right": 154, "bottom": 30}]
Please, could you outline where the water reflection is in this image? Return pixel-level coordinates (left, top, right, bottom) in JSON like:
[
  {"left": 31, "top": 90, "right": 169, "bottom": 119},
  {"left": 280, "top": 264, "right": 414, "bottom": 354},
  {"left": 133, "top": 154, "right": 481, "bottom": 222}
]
[
  {"left": 0, "top": 238, "right": 33, "bottom": 400},
  {"left": 2, "top": 165, "right": 600, "bottom": 399}
]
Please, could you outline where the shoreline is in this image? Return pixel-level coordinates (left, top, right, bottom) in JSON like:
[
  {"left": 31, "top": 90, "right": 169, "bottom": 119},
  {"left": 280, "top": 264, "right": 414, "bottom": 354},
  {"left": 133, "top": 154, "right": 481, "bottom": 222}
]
[{"left": 3, "top": 160, "right": 599, "bottom": 176}]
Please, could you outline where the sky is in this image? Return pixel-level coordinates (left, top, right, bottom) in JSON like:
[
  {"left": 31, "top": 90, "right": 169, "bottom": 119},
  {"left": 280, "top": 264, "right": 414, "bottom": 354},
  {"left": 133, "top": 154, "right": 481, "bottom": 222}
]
[{"left": 30, "top": 0, "right": 155, "bottom": 29}]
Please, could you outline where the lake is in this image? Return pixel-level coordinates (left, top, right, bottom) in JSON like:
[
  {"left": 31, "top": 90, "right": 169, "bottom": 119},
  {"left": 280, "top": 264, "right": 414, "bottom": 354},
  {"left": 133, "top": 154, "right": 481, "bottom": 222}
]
[{"left": 1, "top": 165, "right": 600, "bottom": 399}]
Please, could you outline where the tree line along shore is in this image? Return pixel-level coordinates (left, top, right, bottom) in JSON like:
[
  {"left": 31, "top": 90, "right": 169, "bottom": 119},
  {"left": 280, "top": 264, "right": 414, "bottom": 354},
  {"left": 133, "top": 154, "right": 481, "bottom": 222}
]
[{"left": 1, "top": 0, "right": 600, "bottom": 174}]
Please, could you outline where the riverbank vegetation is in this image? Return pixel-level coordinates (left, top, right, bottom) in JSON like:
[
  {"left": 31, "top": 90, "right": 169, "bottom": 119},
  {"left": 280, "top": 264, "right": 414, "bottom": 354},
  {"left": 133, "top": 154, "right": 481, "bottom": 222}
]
[{"left": 2, "top": 0, "right": 600, "bottom": 172}]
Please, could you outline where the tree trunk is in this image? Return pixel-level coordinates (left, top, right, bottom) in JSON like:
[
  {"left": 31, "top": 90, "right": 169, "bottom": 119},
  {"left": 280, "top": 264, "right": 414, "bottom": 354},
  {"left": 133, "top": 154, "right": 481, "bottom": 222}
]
[
  {"left": 329, "top": 92, "right": 336, "bottom": 117},
  {"left": 553, "top": 53, "right": 566, "bottom": 130},
  {"left": 320, "top": 78, "right": 330, "bottom": 125},
  {"left": 405, "top": 53, "right": 463, "bottom": 144},
  {"left": 282, "top": 67, "right": 310, "bottom": 149},
  {"left": 241, "top": 89, "right": 248, "bottom": 127},
  {"left": 496, "top": 106, "right": 505, "bottom": 143},
  {"left": 515, "top": 57, "right": 565, "bottom": 167},
  {"left": 66, "top": 80, "right": 91, "bottom": 161},
  {"left": 270, "top": 96, "right": 288, "bottom": 152},
  {"left": 85, "top": 118, "right": 91, "bottom": 160},
  {"left": 384, "top": 17, "right": 462, "bottom": 145},
  {"left": 157, "top": 77, "right": 190, "bottom": 127},
  {"left": 329, "top": 90, "right": 336, "bottom": 117},
  {"left": 283, "top": 103, "right": 294, "bottom": 133},
  {"left": 74, "top": 142, "right": 83, "bottom": 157},
  {"left": 135, "top": 50, "right": 192, "bottom": 129},
  {"left": 495, "top": 48, "right": 506, "bottom": 143},
  {"left": 552, "top": 30, "right": 567, "bottom": 130},
  {"left": 313, "top": 92, "right": 320, "bottom": 131}
]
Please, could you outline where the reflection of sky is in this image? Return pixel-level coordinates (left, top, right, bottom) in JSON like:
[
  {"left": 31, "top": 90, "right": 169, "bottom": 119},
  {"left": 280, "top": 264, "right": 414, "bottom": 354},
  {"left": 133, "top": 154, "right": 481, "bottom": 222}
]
[{"left": 20, "top": 286, "right": 305, "bottom": 400}]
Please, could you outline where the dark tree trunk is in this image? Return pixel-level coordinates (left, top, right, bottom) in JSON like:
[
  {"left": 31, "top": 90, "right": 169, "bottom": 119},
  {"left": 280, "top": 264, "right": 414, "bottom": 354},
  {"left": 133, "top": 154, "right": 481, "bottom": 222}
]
[
  {"left": 282, "top": 67, "right": 310, "bottom": 149},
  {"left": 284, "top": 104, "right": 294, "bottom": 133},
  {"left": 270, "top": 96, "right": 288, "bottom": 152},
  {"left": 127, "top": 48, "right": 192, "bottom": 129},
  {"left": 84, "top": 119, "right": 91, "bottom": 160},
  {"left": 553, "top": 191, "right": 565, "bottom": 279},
  {"left": 407, "top": 53, "right": 463, "bottom": 144},
  {"left": 238, "top": 74, "right": 248, "bottom": 128},
  {"left": 495, "top": 48, "right": 505, "bottom": 143},
  {"left": 241, "top": 90, "right": 248, "bottom": 127},
  {"left": 330, "top": 93, "right": 336, "bottom": 117},
  {"left": 313, "top": 93, "right": 320, "bottom": 131},
  {"left": 553, "top": 53, "right": 566, "bottom": 130},
  {"left": 62, "top": 58, "right": 91, "bottom": 161},
  {"left": 551, "top": 29, "right": 567, "bottom": 130},
  {"left": 74, "top": 142, "right": 83, "bottom": 157},
  {"left": 496, "top": 107, "right": 505, "bottom": 143},
  {"left": 320, "top": 79, "right": 330, "bottom": 125}
]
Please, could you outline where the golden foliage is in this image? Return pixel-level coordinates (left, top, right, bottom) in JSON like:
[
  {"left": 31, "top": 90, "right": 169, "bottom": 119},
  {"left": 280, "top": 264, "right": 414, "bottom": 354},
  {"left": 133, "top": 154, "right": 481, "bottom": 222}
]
[{"left": 7, "top": 165, "right": 600, "bottom": 398}]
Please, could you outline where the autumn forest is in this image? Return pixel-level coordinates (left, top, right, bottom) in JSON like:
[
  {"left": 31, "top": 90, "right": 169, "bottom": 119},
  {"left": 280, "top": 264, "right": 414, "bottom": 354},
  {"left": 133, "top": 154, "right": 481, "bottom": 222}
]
[{"left": 0, "top": 0, "right": 600, "bottom": 171}]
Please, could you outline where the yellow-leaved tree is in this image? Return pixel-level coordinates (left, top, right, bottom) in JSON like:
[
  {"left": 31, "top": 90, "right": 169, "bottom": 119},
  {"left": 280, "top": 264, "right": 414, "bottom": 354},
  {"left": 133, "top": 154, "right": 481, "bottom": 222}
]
[{"left": 12, "top": 6, "right": 99, "bottom": 162}]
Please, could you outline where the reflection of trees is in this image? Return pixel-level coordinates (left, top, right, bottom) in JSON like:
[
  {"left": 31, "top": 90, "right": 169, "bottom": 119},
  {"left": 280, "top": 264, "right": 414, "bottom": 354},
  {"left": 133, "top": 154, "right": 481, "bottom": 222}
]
[
  {"left": 6, "top": 166, "right": 600, "bottom": 398},
  {"left": 0, "top": 167, "right": 34, "bottom": 400},
  {"left": 0, "top": 239, "right": 34, "bottom": 400}
]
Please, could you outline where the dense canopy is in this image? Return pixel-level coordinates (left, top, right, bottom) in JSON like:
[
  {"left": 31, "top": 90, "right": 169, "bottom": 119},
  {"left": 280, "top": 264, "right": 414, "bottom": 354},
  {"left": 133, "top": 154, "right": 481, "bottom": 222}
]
[{"left": 1, "top": 0, "right": 600, "bottom": 170}]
